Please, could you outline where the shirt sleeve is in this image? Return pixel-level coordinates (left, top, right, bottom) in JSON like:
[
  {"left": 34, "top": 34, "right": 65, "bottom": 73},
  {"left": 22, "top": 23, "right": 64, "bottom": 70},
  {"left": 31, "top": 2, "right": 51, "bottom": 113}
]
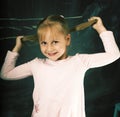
[
  {"left": 77, "top": 31, "right": 120, "bottom": 69},
  {"left": 0, "top": 51, "right": 32, "bottom": 80}
]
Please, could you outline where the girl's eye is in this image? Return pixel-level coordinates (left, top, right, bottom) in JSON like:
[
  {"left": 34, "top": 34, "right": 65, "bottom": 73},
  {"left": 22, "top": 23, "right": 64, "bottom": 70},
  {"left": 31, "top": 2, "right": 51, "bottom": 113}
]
[
  {"left": 41, "top": 41, "right": 47, "bottom": 45},
  {"left": 52, "top": 41, "right": 59, "bottom": 44}
]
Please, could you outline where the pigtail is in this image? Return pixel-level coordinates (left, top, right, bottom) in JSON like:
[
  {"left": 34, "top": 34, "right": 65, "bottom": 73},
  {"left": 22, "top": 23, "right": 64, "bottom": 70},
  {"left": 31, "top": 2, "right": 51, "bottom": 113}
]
[
  {"left": 69, "top": 19, "right": 97, "bottom": 32},
  {"left": 22, "top": 34, "right": 38, "bottom": 42}
]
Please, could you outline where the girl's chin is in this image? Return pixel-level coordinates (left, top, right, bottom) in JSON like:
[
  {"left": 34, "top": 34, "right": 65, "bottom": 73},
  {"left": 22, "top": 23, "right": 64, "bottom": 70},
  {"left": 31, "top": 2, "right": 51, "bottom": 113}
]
[
  {"left": 48, "top": 56, "right": 59, "bottom": 61},
  {"left": 44, "top": 53, "right": 67, "bottom": 61}
]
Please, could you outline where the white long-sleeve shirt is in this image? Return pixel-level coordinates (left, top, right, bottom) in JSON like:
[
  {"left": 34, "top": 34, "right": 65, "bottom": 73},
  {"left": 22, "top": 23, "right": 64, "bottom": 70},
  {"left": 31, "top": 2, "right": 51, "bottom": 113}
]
[{"left": 0, "top": 31, "right": 120, "bottom": 117}]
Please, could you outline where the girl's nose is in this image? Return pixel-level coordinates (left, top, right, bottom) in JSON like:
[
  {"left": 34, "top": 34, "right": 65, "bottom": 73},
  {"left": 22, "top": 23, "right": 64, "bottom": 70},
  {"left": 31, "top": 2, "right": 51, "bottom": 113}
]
[{"left": 47, "top": 44, "right": 54, "bottom": 52}]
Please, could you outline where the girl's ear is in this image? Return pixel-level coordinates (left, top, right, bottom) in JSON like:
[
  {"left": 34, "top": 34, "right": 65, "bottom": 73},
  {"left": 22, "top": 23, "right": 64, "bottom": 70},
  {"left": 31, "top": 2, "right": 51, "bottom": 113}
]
[{"left": 66, "top": 34, "right": 71, "bottom": 46}]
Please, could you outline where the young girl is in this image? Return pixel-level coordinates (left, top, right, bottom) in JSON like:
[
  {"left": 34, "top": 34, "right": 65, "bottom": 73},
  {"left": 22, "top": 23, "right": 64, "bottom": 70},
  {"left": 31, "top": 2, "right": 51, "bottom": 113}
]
[{"left": 0, "top": 15, "right": 120, "bottom": 117}]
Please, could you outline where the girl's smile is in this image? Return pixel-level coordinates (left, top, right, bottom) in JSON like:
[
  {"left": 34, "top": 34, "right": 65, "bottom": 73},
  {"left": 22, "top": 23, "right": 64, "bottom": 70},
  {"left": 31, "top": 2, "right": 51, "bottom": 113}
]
[{"left": 47, "top": 52, "right": 58, "bottom": 56}]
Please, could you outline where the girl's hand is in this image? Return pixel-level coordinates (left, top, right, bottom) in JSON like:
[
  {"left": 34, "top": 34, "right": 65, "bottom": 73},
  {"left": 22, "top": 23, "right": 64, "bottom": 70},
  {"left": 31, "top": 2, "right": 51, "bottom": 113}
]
[
  {"left": 12, "top": 36, "right": 24, "bottom": 52},
  {"left": 88, "top": 16, "right": 107, "bottom": 34}
]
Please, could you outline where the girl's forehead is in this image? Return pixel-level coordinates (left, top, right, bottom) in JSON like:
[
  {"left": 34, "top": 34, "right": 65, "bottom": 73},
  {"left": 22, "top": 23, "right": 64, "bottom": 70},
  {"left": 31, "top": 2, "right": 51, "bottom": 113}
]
[{"left": 38, "top": 26, "right": 65, "bottom": 41}]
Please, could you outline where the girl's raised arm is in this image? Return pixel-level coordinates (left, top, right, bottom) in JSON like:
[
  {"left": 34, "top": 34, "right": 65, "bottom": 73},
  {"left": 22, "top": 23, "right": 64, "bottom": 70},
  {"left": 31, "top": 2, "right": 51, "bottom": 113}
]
[
  {"left": 0, "top": 36, "right": 32, "bottom": 80},
  {"left": 78, "top": 17, "right": 120, "bottom": 69}
]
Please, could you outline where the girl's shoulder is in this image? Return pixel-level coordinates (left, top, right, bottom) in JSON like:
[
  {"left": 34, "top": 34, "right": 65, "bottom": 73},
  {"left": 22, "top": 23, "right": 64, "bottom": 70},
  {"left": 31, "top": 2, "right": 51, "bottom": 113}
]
[{"left": 74, "top": 53, "right": 90, "bottom": 59}]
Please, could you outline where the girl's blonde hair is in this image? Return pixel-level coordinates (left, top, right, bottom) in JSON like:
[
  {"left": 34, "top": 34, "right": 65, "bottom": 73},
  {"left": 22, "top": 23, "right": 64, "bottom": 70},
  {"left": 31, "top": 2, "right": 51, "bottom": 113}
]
[
  {"left": 36, "top": 15, "right": 70, "bottom": 41},
  {"left": 37, "top": 15, "right": 70, "bottom": 35}
]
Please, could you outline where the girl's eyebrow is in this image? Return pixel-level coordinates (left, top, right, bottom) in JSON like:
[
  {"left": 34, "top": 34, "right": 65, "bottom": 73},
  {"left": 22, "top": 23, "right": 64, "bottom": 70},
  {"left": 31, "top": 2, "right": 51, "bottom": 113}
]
[
  {"left": 40, "top": 40, "right": 46, "bottom": 42},
  {"left": 52, "top": 40, "right": 59, "bottom": 43}
]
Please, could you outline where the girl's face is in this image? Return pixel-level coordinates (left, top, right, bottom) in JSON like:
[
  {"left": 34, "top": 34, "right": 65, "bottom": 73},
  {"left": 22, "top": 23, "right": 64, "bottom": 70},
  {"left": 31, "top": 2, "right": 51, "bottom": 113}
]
[{"left": 38, "top": 28, "right": 71, "bottom": 61}]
